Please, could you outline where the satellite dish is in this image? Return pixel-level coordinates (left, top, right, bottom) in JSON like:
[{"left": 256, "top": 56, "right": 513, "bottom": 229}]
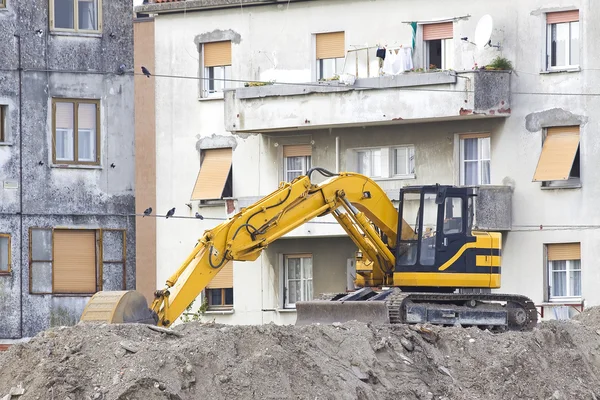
[{"left": 474, "top": 14, "right": 493, "bottom": 49}]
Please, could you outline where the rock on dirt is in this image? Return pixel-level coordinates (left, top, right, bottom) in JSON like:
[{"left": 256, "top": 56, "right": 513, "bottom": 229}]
[{"left": 2, "top": 308, "right": 600, "bottom": 400}]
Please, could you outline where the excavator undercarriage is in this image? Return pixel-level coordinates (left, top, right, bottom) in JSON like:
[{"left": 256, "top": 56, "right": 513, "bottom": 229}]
[{"left": 295, "top": 288, "right": 538, "bottom": 332}]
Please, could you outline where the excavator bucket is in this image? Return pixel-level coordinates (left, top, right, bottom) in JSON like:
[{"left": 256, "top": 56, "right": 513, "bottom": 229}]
[
  {"left": 295, "top": 288, "right": 391, "bottom": 326},
  {"left": 79, "top": 290, "right": 157, "bottom": 325}
]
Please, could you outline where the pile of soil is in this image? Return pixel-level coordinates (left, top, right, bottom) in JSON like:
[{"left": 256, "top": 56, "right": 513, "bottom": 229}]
[{"left": 2, "top": 309, "right": 600, "bottom": 400}]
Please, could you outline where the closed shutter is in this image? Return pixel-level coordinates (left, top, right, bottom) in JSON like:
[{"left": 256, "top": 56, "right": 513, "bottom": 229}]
[
  {"left": 547, "top": 243, "right": 580, "bottom": 261},
  {"left": 55, "top": 102, "right": 74, "bottom": 129},
  {"left": 78, "top": 103, "right": 97, "bottom": 130},
  {"left": 283, "top": 144, "right": 312, "bottom": 157},
  {"left": 191, "top": 148, "right": 233, "bottom": 200},
  {"left": 204, "top": 41, "right": 232, "bottom": 67},
  {"left": 53, "top": 230, "right": 97, "bottom": 294},
  {"left": 423, "top": 22, "right": 453, "bottom": 40},
  {"left": 532, "top": 126, "right": 580, "bottom": 181},
  {"left": 316, "top": 32, "right": 345, "bottom": 59},
  {"left": 547, "top": 10, "right": 579, "bottom": 24},
  {"left": 206, "top": 260, "right": 233, "bottom": 289}
]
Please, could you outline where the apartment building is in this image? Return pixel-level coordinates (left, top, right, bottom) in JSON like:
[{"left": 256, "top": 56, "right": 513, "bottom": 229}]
[
  {"left": 134, "top": 0, "right": 593, "bottom": 324},
  {"left": 0, "top": 0, "right": 136, "bottom": 339}
]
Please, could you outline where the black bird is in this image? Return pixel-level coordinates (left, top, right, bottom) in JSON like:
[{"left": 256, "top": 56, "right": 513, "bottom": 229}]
[
  {"left": 110, "top": 163, "right": 116, "bottom": 168},
  {"left": 118, "top": 64, "right": 126, "bottom": 75},
  {"left": 195, "top": 212, "right": 204, "bottom": 220},
  {"left": 143, "top": 207, "right": 152, "bottom": 217},
  {"left": 141, "top": 66, "right": 151, "bottom": 78},
  {"left": 38, "top": 161, "right": 44, "bottom": 165},
  {"left": 166, "top": 207, "right": 176, "bottom": 219}
]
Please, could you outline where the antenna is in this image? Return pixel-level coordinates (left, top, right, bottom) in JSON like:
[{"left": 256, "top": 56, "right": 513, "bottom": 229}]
[{"left": 461, "top": 14, "right": 501, "bottom": 50}]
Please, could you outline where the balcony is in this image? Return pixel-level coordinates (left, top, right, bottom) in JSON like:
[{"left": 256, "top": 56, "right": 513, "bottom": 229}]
[{"left": 224, "top": 70, "right": 511, "bottom": 134}]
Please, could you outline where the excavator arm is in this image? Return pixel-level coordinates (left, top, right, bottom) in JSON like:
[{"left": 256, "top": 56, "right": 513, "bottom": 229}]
[{"left": 80, "top": 169, "right": 407, "bottom": 328}]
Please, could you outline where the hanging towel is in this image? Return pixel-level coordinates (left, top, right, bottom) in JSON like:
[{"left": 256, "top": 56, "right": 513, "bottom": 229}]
[{"left": 382, "top": 49, "right": 397, "bottom": 75}]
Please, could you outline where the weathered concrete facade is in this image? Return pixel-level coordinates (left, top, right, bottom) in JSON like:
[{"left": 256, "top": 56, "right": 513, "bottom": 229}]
[
  {"left": 0, "top": 0, "right": 135, "bottom": 339},
  {"left": 137, "top": 0, "right": 596, "bottom": 325}
]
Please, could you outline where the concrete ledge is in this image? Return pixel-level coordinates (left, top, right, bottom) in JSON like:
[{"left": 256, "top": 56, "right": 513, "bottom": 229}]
[{"left": 135, "top": 0, "right": 315, "bottom": 15}]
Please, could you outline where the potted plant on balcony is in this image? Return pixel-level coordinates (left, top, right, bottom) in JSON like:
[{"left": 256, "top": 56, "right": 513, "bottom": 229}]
[{"left": 484, "top": 56, "right": 513, "bottom": 71}]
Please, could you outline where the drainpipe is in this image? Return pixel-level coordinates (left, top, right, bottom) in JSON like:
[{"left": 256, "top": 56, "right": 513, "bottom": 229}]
[
  {"left": 335, "top": 136, "right": 340, "bottom": 173},
  {"left": 14, "top": 33, "right": 23, "bottom": 339}
]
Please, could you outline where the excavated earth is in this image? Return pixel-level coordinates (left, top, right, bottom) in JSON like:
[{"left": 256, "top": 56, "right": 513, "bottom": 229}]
[{"left": 2, "top": 308, "right": 600, "bottom": 400}]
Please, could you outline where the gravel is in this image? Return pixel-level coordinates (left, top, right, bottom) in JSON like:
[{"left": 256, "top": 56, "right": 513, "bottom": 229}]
[{"left": 1, "top": 307, "right": 600, "bottom": 400}]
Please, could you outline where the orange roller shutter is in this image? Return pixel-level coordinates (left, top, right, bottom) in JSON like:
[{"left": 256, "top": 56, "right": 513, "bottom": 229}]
[
  {"left": 206, "top": 260, "right": 233, "bottom": 289},
  {"left": 316, "top": 32, "right": 345, "bottom": 59},
  {"left": 55, "top": 102, "right": 74, "bottom": 129},
  {"left": 283, "top": 144, "right": 312, "bottom": 157},
  {"left": 423, "top": 22, "right": 453, "bottom": 40},
  {"left": 547, "top": 243, "right": 580, "bottom": 261},
  {"left": 204, "top": 41, "right": 232, "bottom": 67},
  {"left": 78, "top": 103, "right": 97, "bottom": 130},
  {"left": 191, "top": 148, "right": 233, "bottom": 200},
  {"left": 53, "top": 230, "right": 97, "bottom": 294},
  {"left": 532, "top": 126, "right": 580, "bottom": 182},
  {"left": 547, "top": 10, "right": 579, "bottom": 24}
]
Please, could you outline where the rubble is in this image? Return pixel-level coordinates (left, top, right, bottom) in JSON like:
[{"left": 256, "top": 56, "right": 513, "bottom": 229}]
[{"left": 1, "top": 308, "right": 600, "bottom": 400}]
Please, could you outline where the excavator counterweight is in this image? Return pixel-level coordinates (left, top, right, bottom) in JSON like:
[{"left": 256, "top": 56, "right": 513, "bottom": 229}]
[{"left": 80, "top": 168, "right": 537, "bottom": 332}]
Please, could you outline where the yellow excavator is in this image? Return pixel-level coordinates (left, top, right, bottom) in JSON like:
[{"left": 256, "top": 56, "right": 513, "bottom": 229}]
[{"left": 80, "top": 168, "right": 537, "bottom": 332}]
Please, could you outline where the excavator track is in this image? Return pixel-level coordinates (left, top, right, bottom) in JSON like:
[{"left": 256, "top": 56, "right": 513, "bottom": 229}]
[
  {"left": 296, "top": 288, "right": 538, "bottom": 332},
  {"left": 384, "top": 290, "right": 538, "bottom": 332}
]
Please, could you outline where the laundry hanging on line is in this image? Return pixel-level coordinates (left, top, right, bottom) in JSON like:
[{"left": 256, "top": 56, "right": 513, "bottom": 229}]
[{"left": 381, "top": 47, "right": 413, "bottom": 75}]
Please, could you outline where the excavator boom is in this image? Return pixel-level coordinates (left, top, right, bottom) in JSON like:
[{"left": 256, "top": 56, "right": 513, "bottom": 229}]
[{"left": 81, "top": 169, "right": 402, "bottom": 327}]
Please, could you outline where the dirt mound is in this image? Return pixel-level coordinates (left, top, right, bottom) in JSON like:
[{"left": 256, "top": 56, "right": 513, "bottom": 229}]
[{"left": 1, "top": 311, "right": 600, "bottom": 400}]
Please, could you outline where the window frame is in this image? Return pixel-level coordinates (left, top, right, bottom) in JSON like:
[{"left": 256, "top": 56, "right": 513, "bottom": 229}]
[
  {"left": 206, "top": 288, "right": 234, "bottom": 309},
  {"left": 49, "top": 0, "right": 103, "bottom": 34},
  {"left": 459, "top": 134, "right": 491, "bottom": 186},
  {"left": 200, "top": 41, "right": 232, "bottom": 99},
  {"left": 283, "top": 254, "right": 313, "bottom": 309},
  {"left": 425, "top": 38, "right": 454, "bottom": 70},
  {"left": 51, "top": 98, "right": 101, "bottom": 166},
  {"left": 0, "top": 233, "right": 11, "bottom": 274},
  {"left": 29, "top": 227, "right": 126, "bottom": 295},
  {"left": 0, "top": 105, "right": 6, "bottom": 143},
  {"left": 545, "top": 15, "right": 580, "bottom": 71},
  {"left": 392, "top": 145, "right": 416, "bottom": 177},
  {"left": 548, "top": 259, "right": 581, "bottom": 301},
  {"left": 352, "top": 145, "right": 416, "bottom": 180},
  {"left": 317, "top": 57, "right": 345, "bottom": 81},
  {"left": 539, "top": 126, "right": 581, "bottom": 188},
  {"left": 284, "top": 155, "right": 312, "bottom": 182}
]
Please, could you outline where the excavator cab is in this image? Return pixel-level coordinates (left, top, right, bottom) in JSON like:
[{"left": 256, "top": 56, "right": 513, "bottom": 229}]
[{"left": 393, "top": 185, "right": 491, "bottom": 292}]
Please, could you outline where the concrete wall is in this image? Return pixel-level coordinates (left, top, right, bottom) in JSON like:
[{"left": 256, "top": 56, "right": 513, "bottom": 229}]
[
  {"left": 0, "top": 0, "right": 135, "bottom": 339},
  {"left": 134, "top": 18, "right": 157, "bottom": 304},
  {"left": 144, "top": 0, "right": 597, "bottom": 325}
]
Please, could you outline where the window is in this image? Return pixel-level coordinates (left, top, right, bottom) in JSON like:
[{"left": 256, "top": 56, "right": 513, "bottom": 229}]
[
  {"left": 357, "top": 149, "right": 382, "bottom": 178},
  {"left": 352, "top": 146, "right": 416, "bottom": 179},
  {"left": 443, "top": 197, "right": 463, "bottom": 234},
  {"left": 284, "top": 254, "right": 313, "bottom": 308},
  {"left": 0, "top": 234, "right": 10, "bottom": 273},
  {"left": 459, "top": 134, "right": 490, "bottom": 186},
  {"left": 52, "top": 98, "right": 100, "bottom": 165},
  {"left": 316, "top": 32, "right": 345, "bottom": 80},
  {"left": 533, "top": 126, "right": 580, "bottom": 187},
  {"left": 29, "top": 228, "right": 126, "bottom": 294},
  {"left": 393, "top": 146, "right": 415, "bottom": 177},
  {"left": 546, "top": 243, "right": 581, "bottom": 300},
  {"left": 0, "top": 1, "right": 5, "bottom": 9},
  {"left": 423, "top": 22, "right": 454, "bottom": 70},
  {"left": 205, "top": 260, "right": 233, "bottom": 309},
  {"left": 191, "top": 148, "right": 233, "bottom": 201},
  {"left": 207, "top": 288, "right": 233, "bottom": 307},
  {"left": 546, "top": 10, "right": 579, "bottom": 70},
  {"left": 50, "top": 0, "right": 102, "bottom": 32},
  {"left": 201, "top": 41, "right": 232, "bottom": 97},
  {"left": 283, "top": 144, "right": 312, "bottom": 182},
  {"left": 0, "top": 105, "right": 6, "bottom": 142}
]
